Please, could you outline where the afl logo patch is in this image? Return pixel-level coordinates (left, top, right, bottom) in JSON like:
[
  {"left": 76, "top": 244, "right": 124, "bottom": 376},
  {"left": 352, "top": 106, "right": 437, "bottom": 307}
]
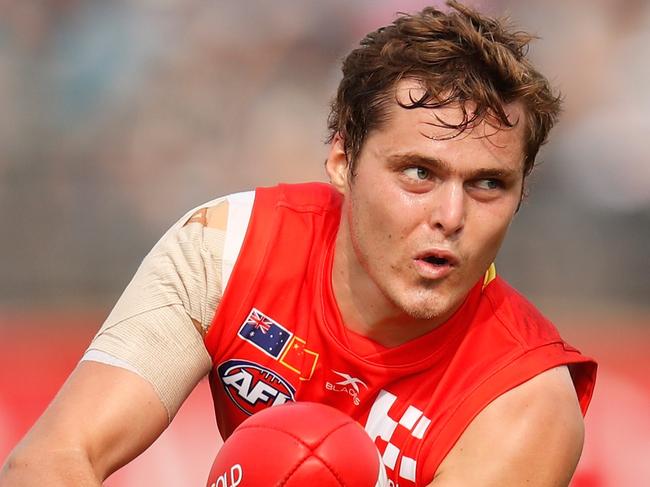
[{"left": 218, "top": 359, "right": 296, "bottom": 416}]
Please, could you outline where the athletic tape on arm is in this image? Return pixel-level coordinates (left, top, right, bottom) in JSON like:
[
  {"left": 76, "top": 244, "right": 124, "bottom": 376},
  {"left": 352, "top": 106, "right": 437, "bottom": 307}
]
[{"left": 82, "top": 192, "right": 254, "bottom": 420}]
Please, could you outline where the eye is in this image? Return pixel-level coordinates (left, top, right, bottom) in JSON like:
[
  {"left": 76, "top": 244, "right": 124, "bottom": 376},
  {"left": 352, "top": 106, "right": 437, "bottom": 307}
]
[
  {"left": 403, "top": 166, "right": 430, "bottom": 181},
  {"left": 474, "top": 178, "right": 503, "bottom": 190}
]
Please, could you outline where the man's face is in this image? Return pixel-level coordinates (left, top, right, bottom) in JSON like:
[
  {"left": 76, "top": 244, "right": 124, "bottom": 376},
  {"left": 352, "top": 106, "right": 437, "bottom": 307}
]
[{"left": 328, "top": 81, "right": 526, "bottom": 333}]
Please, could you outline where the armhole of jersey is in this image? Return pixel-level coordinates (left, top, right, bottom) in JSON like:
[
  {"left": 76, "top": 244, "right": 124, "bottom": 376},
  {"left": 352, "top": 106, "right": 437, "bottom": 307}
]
[
  {"left": 222, "top": 190, "right": 255, "bottom": 289},
  {"left": 419, "top": 343, "right": 597, "bottom": 484}
]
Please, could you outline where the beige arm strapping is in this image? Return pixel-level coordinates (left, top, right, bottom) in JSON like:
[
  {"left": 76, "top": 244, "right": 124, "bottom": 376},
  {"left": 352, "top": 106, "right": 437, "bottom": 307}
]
[{"left": 83, "top": 205, "right": 227, "bottom": 421}]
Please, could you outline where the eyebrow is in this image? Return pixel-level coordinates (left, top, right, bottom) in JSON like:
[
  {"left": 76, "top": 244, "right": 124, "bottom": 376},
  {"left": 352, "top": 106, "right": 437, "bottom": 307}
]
[{"left": 386, "top": 153, "right": 521, "bottom": 180}]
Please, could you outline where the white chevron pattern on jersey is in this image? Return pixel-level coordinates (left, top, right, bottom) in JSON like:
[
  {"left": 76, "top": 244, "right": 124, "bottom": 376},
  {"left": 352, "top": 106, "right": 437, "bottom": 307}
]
[{"left": 365, "top": 390, "right": 432, "bottom": 484}]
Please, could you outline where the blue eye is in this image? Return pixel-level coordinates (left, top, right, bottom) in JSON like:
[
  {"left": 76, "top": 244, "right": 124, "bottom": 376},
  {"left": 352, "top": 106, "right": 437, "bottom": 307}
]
[
  {"left": 475, "top": 179, "right": 502, "bottom": 190},
  {"left": 404, "top": 167, "right": 430, "bottom": 180}
]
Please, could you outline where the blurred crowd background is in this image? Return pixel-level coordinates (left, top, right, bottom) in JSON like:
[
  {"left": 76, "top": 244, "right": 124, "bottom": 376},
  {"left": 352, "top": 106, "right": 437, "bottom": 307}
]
[
  {"left": 0, "top": 0, "right": 648, "bottom": 309},
  {"left": 0, "top": 1, "right": 648, "bottom": 486}
]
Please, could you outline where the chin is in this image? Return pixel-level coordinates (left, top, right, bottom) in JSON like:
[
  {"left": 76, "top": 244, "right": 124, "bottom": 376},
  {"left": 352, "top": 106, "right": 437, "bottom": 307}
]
[
  {"left": 394, "top": 292, "right": 453, "bottom": 322},
  {"left": 408, "top": 303, "right": 451, "bottom": 321},
  {"left": 403, "top": 307, "right": 444, "bottom": 321}
]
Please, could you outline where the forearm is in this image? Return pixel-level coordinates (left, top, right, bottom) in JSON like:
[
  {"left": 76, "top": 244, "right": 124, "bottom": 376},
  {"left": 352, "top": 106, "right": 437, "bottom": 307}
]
[
  {"left": 1, "top": 447, "right": 102, "bottom": 487},
  {"left": 1, "top": 362, "right": 170, "bottom": 487}
]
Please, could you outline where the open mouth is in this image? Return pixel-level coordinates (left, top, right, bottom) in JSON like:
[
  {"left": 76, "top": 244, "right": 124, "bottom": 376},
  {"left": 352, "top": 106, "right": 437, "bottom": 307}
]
[
  {"left": 413, "top": 249, "right": 457, "bottom": 279},
  {"left": 415, "top": 248, "right": 459, "bottom": 268},
  {"left": 423, "top": 255, "right": 449, "bottom": 266}
]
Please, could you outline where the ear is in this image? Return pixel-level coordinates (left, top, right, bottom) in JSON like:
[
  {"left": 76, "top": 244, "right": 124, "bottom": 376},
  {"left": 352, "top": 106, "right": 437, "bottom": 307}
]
[{"left": 325, "top": 133, "right": 350, "bottom": 194}]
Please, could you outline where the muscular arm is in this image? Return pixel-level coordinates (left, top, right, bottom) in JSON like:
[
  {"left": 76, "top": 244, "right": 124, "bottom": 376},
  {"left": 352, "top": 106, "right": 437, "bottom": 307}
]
[
  {"left": 0, "top": 362, "right": 167, "bottom": 486},
  {"left": 430, "top": 366, "right": 585, "bottom": 487}
]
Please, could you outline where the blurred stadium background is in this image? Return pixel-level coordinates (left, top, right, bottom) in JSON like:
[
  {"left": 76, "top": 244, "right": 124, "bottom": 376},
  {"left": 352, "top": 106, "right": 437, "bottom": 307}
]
[{"left": 0, "top": 0, "right": 648, "bottom": 485}]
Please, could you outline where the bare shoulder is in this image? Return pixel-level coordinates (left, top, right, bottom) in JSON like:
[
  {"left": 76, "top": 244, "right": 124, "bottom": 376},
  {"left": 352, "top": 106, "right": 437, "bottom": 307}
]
[{"left": 430, "top": 366, "right": 585, "bottom": 487}]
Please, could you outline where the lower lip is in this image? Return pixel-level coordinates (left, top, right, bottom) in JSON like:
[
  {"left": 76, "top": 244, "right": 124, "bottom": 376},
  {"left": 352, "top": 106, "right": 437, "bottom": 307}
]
[{"left": 413, "top": 259, "right": 454, "bottom": 280}]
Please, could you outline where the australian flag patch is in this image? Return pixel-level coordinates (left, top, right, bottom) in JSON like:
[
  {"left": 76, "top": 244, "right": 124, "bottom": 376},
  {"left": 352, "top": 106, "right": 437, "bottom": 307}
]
[{"left": 237, "top": 308, "right": 293, "bottom": 359}]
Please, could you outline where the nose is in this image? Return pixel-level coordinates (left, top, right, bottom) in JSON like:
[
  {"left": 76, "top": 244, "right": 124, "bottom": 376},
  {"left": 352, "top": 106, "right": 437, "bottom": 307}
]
[{"left": 429, "top": 181, "right": 465, "bottom": 237}]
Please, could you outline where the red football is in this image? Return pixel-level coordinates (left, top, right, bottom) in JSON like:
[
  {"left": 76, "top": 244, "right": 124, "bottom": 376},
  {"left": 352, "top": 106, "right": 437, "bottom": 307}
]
[{"left": 206, "top": 402, "right": 387, "bottom": 487}]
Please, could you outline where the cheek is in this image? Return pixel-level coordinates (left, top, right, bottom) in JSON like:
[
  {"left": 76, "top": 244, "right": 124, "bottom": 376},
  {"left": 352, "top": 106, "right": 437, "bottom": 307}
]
[
  {"left": 348, "top": 188, "right": 408, "bottom": 265},
  {"left": 355, "top": 188, "right": 416, "bottom": 245},
  {"left": 470, "top": 204, "right": 515, "bottom": 258}
]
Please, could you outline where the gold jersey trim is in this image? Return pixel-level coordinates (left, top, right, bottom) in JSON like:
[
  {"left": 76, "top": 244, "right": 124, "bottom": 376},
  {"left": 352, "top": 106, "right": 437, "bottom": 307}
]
[{"left": 483, "top": 263, "right": 497, "bottom": 290}]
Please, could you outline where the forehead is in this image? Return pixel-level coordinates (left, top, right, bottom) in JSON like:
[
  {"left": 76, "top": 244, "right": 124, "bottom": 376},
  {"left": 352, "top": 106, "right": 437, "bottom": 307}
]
[{"left": 370, "top": 80, "right": 527, "bottom": 171}]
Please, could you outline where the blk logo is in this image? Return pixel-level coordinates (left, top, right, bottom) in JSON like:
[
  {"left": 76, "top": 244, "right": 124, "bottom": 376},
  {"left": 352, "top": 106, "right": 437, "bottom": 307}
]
[
  {"left": 218, "top": 360, "right": 295, "bottom": 415},
  {"left": 325, "top": 370, "right": 368, "bottom": 406}
]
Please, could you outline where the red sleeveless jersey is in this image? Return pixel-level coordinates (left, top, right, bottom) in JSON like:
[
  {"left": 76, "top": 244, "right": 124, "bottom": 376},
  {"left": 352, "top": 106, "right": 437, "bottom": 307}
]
[{"left": 204, "top": 182, "right": 597, "bottom": 486}]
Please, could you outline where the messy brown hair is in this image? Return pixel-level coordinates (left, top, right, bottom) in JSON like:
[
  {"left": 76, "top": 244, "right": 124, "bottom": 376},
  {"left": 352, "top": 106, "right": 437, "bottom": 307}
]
[{"left": 327, "top": 0, "right": 561, "bottom": 178}]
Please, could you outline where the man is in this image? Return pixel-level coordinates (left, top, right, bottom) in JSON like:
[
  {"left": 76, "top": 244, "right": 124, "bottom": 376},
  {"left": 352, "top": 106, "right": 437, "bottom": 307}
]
[{"left": 1, "top": 2, "right": 596, "bottom": 486}]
